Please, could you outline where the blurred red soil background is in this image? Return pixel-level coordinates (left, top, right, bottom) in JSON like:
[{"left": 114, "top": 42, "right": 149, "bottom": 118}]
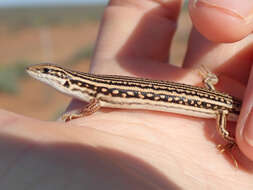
[{"left": 0, "top": 4, "right": 191, "bottom": 120}]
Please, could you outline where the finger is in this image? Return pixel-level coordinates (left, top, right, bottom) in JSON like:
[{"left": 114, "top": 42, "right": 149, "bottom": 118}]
[
  {"left": 183, "top": 27, "right": 253, "bottom": 85},
  {"left": 188, "top": 0, "right": 253, "bottom": 42},
  {"left": 236, "top": 66, "right": 253, "bottom": 161},
  {"left": 185, "top": 0, "right": 253, "bottom": 87},
  {"left": 91, "top": 0, "right": 183, "bottom": 73}
]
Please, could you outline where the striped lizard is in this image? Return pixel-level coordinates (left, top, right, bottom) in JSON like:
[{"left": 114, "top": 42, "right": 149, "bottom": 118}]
[{"left": 26, "top": 63, "right": 242, "bottom": 166}]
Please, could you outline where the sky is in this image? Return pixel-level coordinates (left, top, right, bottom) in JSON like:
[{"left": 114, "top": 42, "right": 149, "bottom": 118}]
[{"left": 0, "top": 0, "right": 108, "bottom": 7}]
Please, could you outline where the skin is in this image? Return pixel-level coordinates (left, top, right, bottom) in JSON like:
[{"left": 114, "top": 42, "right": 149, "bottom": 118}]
[{"left": 0, "top": 0, "right": 253, "bottom": 189}]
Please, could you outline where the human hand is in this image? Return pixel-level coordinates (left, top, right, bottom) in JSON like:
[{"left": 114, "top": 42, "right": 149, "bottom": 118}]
[{"left": 1, "top": 0, "right": 253, "bottom": 189}]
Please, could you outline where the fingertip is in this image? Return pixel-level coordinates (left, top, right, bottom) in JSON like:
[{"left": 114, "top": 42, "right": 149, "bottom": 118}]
[
  {"left": 188, "top": 0, "right": 253, "bottom": 42},
  {"left": 241, "top": 110, "right": 253, "bottom": 160},
  {"left": 236, "top": 66, "right": 253, "bottom": 161},
  {"left": 236, "top": 109, "right": 253, "bottom": 161},
  {"left": 236, "top": 105, "right": 253, "bottom": 161}
]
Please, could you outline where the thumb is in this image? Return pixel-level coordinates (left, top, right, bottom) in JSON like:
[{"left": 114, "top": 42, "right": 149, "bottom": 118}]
[
  {"left": 236, "top": 65, "right": 253, "bottom": 161},
  {"left": 188, "top": 0, "right": 253, "bottom": 42}
]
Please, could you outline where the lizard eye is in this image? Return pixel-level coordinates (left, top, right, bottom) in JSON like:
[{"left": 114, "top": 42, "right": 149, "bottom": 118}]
[{"left": 42, "top": 68, "right": 49, "bottom": 73}]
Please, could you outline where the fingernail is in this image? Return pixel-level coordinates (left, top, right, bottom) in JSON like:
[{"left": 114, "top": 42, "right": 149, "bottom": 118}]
[
  {"left": 194, "top": 0, "right": 253, "bottom": 20},
  {"left": 243, "top": 108, "right": 253, "bottom": 147}
]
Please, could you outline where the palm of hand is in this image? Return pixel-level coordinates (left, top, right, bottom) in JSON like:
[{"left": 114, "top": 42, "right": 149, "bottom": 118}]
[
  {"left": 1, "top": 0, "right": 253, "bottom": 189},
  {"left": 63, "top": 58, "right": 252, "bottom": 189}
]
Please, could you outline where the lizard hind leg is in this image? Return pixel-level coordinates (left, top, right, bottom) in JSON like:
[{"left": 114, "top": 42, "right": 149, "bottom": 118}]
[
  {"left": 62, "top": 98, "right": 101, "bottom": 122},
  {"left": 216, "top": 109, "right": 238, "bottom": 167},
  {"left": 198, "top": 65, "right": 219, "bottom": 90},
  {"left": 198, "top": 66, "right": 238, "bottom": 167}
]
